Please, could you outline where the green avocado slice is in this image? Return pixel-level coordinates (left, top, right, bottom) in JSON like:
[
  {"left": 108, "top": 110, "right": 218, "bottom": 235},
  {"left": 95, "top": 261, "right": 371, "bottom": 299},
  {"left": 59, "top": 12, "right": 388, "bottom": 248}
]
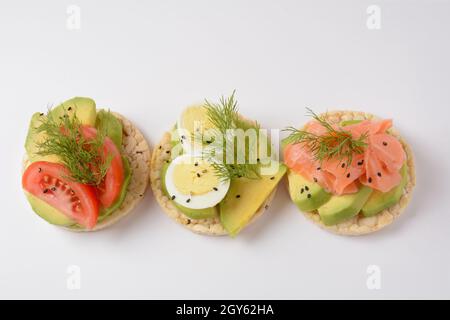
[
  {"left": 340, "top": 119, "right": 363, "bottom": 127},
  {"left": 160, "top": 162, "right": 218, "bottom": 220},
  {"left": 220, "top": 163, "right": 286, "bottom": 237},
  {"left": 50, "top": 97, "right": 97, "bottom": 126},
  {"left": 96, "top": 109, "right": 123, "bottom": 149},
  {"left": 25, "top": 97, "right": 97, "bottom": 162},
  {"left": 318, "top": 186, "right": 373, "bottom": 226},
  {"left": 287, "top": 170, "right": 331, "bottom": 212},
  {"left": 361, "top": 165, "right": 408, "bottom": 217},
  {"left": 25, "top": 192, "right": 76, "bottom": 227}
]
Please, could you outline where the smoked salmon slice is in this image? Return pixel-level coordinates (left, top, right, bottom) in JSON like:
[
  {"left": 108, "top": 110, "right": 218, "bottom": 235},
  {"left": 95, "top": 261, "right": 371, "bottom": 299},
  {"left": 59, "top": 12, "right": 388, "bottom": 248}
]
[{"left": 284, "top": 118, "right": 406, "bottom": 195}]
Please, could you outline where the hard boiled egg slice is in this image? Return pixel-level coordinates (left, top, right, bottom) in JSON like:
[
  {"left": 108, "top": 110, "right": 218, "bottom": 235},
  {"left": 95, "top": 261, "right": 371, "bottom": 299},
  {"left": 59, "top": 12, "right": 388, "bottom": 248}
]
[
  {"left": 165, "top": 154, "right": 230, "bottom": 210},
  {"left": 177, "top": 104, "right": 216, "bottom": 155}
]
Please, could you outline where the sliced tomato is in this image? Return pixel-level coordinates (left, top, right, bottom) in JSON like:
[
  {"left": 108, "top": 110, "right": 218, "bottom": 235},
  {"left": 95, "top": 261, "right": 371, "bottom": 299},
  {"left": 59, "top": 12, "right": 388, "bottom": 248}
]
[
  {"left": 81, "top": 126, "right": 124, "bottom": 208},
  {"left": 22, "top": 161, "right": 99, "bottom": 229}
]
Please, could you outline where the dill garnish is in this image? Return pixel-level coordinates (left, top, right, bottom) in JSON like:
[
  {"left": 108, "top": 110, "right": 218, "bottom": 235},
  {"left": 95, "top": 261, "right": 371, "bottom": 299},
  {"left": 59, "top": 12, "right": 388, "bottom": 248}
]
[
  {"left": 36, "top": 110, "right": 111, "bottom": 186},
  {"left": 203, "top": 91, "right": 261, "bottom": 181},
  {"left": 283, "top": 108, "right": 368, "bottom": 167}
]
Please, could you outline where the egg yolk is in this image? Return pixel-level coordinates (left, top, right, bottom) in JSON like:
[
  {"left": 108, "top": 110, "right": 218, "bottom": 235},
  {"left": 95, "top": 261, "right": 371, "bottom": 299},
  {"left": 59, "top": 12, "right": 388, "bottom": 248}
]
[{"left": 173, "top": 160, "right": 219, "bottom": 195}]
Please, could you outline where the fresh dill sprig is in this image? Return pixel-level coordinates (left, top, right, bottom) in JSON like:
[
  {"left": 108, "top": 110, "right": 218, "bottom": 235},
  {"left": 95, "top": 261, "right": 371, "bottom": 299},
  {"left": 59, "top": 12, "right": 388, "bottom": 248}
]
[
  {"left": 283, "top": 108, "right": 368, "bottom": 167},
  {"left": 36, "top": 110, "right": 111, "bottom": 186},
  {"left": 203, "top": 91, "right": 261, "bottom": 181}
]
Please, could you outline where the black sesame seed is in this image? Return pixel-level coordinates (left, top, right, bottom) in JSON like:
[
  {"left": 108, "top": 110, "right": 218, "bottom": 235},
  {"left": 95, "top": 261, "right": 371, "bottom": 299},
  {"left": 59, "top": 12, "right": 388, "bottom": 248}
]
[
  {"left": 180, "top": 139, "right": 184, "bottom": 144},
  {"left": 264, "top": 204, "right": 269, "bottom": 210},
  {"left": 307, "top": 194, "right": 312, "bottom": 199},
  {"left": 346, "top": 173, "right": 350, "bottom": 178},
  {"left": 317, "top": 167, "right": 321, "bottom": 171},
  {"left": 39, "top": 113, "right": 44, "bottom": 116},
  {"left": 171, "top": 195, "right": 176, "bottom": 200},
  {"left": 51, "top": 187, "right": 56, "bottom": 191},
  {"left": 341, "top": 163, "right": 345, "bottom": 168},
  {"left": 357, "top": 160, "right": 364, "bottom": 166},
  {"left": 186, "top": 199, "right": 191, "bottom": 203},
  {"left": 305, "top": 186, "right": 309, "bottom": 191},
  {"left": 313, "top": 177, "right": 318, "bottom": 183},
  {"left": 270, "top": 176, "right": 275, "bottom": 180},
  {"left": 196, "top": 173, "right": 201, "bottom": 178},
  {"left": 236, "top": 195, "right": 241, "bottom": 199},
  {"left": 38, "top": 167, "right": 42, "bottom": 173},
  {"left": 186, "top": 219, "right": 191, "bottom": 225},
  {"left": 383, "top": 141, "right": 388, "bottom": 146},
  {"left": 43, "top": 189, "right": 49, "bottom": 194},
  {"left": 181, "top": 135, "right": 186, "bottom": 140},
  {"left": 300, "top": 188, "right": 304, "bottom": 194},
  {"left": 166, "top": 160, "right": 170, "bottom": 163},
  {"left": 166, "top": 150, "right": 170, "bottom": 154},
  {"left": 368, "top": 177, "right": 372, "bottom": 183},
  {"left": 257, "top": 158, "right": 260, "bottom": 162},
  {"left": 206, "top": 140, "right": 212, "bottom": 144},
  {"left": 194, "top": 162, "right": 198, "bottom": 166},
  {"left": 68, "top": 107, "right": 72, "bottom": 111},
  {"left": 213, "top": 187, "right": 218, "bottom": 191},
  {"left": 159, "top": 145, "right": 162, "bottom": 149},
  {"left": 377, "top": 172, "right": 382, "bottom": 177}
]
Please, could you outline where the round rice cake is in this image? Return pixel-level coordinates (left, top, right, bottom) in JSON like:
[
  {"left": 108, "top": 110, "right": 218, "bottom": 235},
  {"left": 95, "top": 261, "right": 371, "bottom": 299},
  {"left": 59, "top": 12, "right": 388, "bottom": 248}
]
[
  {"left": 22, "top": 112, "right": 151, "bottom": 232},
  {"left": 291, "top": 110, "right": 416, "bottom": 236}
]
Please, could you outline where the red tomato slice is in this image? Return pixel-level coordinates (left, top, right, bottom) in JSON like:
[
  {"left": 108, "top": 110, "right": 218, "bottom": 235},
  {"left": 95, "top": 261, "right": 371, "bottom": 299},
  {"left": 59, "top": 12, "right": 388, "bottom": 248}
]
[
  {"left": 22, "top": 161, "right": 99, "bottom": 229},
  {"left": 81, "top": 126, "right": 124, "bottom": 208}
]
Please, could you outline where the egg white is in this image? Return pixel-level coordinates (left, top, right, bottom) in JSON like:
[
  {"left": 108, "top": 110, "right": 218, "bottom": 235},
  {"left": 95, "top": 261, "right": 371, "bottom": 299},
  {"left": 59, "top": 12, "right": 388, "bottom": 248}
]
[{"left": 165, "top": 154, "right": 230, "bottom": 210}]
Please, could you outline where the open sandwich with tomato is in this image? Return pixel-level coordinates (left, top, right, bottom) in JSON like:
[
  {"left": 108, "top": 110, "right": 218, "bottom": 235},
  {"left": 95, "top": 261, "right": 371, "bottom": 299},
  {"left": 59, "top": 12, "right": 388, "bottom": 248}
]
[
  {"left": 22, "top": 97, "right": 151, "bottom": 231},
  {"left": 283, "top": 109, "right": 415, "bottom": 235},
  {"left": 150, "top": 92, "right": 286, "bottom": 236}
]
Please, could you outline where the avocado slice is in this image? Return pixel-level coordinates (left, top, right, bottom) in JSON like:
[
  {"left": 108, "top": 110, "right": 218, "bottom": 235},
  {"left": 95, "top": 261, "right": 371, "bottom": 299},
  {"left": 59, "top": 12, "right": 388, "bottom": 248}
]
[
  {"left": 25, "top": 113, "right": 60, "bottom": 163},
  {"left": 160, "top": 162, "right": 218, "bottom": 219},
  {"left": 318, "top": 185, "right": 373, "bottom": 226},
  {"left": 340, "top": 119, "right": 363, "bottom": 127},
  {"left": 25, "top": 97, "right": 97, "bottom": 162},
  {"left": 220, "top": 163, "right": 286, "bottom": 237},
  {"left": 25, "top": 192, "right": 76, "bottom": 227},
  {"left": 287, "top": 170, "right": 331, "bottom": 211},
  {"left": 96, "top": 109, "right": 123, "bottom": 149},
  {"left": 50, "top": 97, "right": 96, "bottom": 126},
  {"left": 361, "top": 165, "right": 408, "bottom": 217}
]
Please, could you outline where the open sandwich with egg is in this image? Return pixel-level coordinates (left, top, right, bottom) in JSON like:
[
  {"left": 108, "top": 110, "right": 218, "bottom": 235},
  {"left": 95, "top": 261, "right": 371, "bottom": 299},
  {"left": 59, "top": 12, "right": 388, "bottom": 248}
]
[
  {"left": 22, "top": 97, "right": 151, "bottom": 231},
  {"left": 283, "top": 109, "right": 415, "bottom": 235},
  {"left": 150, "top": 93, "right": 286, "bottom": 236}
]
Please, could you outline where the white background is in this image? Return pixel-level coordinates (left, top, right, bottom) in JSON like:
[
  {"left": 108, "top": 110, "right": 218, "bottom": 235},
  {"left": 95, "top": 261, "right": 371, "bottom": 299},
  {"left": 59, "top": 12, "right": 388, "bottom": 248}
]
[{"left": 0, "top": 0, "right": 449, "bottom": 299}]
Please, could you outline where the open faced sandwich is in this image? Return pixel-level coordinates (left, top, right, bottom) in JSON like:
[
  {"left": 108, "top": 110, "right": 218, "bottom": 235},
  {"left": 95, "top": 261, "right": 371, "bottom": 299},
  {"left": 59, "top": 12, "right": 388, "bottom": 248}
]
[
  {"left": 22, "top": 97, "right": 151, "bottom": 231},
  {"left": 151, "top": 92, "right": 286, "bottom": 236},
  {"left": 283, "top": 109, "right": 415, "bottom": 235}
]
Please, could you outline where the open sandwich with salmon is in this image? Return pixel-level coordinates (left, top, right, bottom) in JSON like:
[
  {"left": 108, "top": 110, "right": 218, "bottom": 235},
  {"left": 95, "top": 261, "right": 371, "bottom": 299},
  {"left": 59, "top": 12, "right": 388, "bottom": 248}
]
[
  {"left": 22, "top": 97, "right": 151, "bottom": 231},
  {"left": 283, "top": 109, "right": 415, "bottom": 235},
  {"left": 151, "top": 92, "right": 286, "bottom": 236}
]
